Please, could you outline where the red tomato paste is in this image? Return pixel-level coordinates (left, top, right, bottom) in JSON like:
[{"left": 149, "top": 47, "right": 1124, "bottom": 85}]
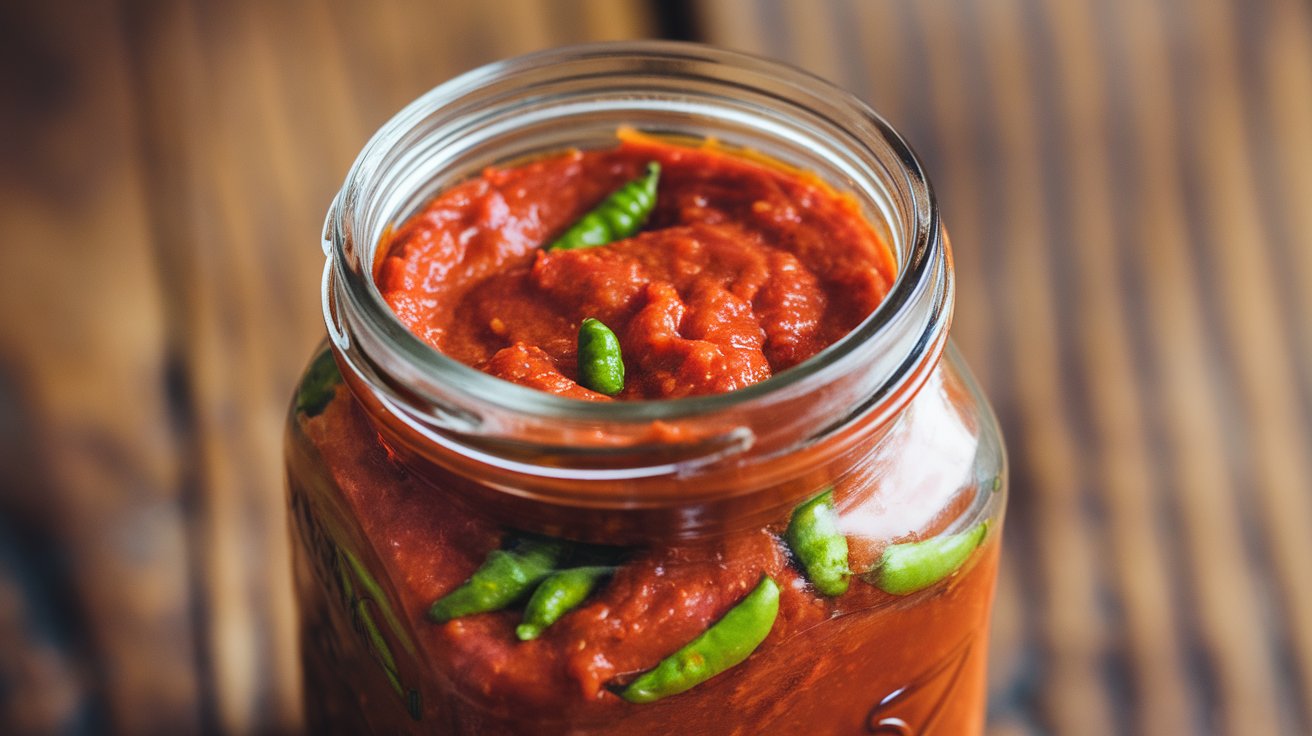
[{"left": 375, "top": 135, "right": 897, "bottom": 399}]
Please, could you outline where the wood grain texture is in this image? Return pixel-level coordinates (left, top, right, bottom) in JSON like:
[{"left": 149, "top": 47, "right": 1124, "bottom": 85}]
[
  {"left": 0, "top": 1, "right": 201, "bottom": 733},
  {"left": 2, "top": 0, "right": 1311, "bottom": 734}
]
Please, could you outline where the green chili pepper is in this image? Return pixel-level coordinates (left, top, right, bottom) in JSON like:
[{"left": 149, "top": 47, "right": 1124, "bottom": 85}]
[
  {"left": 428, "top": 537, "right": 568, "bottom": 623},
  {"left": 336, "top": 546, "right": 421, "bottom": 719},
  {"left": 784, "top": 489, "right": 850, "bottom": 596},
  {"left": 296, "top": 346, "right": 342, "bottom": 416},
  {"left": 868, "top": 521, "right": 989, "bottom": 596},
  {"left": 341, "top": 547, "right": 417, "bottom": 655},
  {"left": 577, "top": 317, "right": 625, "bottom": 395},
  {"left": 516, "top": 565, "right": 614, "bottom": 641},
  {"left": 354, "top": 599, "right": 400, "bottom": 690},
  {"left": 547, "top": 162, "right": 660, "bottom": 251},
  {"left": 358, "top": 599, "right": 422, "bottom": 720},
  {"left": 620, "top": 575, "right": 779, "bottom": 704}
]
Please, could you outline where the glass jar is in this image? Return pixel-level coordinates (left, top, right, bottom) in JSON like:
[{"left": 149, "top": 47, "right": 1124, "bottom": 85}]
[{"left": 285, "top": 41, "right": 1005, "bottom": 735}]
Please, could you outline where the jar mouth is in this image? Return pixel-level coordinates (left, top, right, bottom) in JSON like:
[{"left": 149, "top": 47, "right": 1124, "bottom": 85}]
[{"left": 324, "top": 40, "right": 948, "bottom": 464}]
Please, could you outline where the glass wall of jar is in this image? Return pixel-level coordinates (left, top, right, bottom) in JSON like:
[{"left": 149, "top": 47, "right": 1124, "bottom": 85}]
[{"left": 285, "top": 42, "right": 1006, "bottom": 735}]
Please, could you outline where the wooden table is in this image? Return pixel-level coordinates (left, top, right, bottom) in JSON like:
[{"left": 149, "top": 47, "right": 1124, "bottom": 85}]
[{"left": 2, "top": 1, "right": 1309, "bottom": 733}]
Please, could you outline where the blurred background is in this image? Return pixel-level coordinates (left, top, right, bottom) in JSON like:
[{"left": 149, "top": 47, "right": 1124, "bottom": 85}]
[{"left": 2, "top": 0, "right": 1310, "bottom": 734}]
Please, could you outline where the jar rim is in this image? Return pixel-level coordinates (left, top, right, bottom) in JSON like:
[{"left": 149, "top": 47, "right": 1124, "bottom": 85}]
[{"left": 325, "top": 40, "right": 948, "bottom": 453}]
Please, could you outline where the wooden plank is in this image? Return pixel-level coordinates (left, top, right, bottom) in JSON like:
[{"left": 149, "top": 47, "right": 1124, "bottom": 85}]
[
  {"left": 781, "top": 0, "right": 847, "bottom": 84},
  {"left": 0, "top": 1, "right": 200, "bottom": 733},
  {"left": 844, "top": 0, "right": 913, "bottom": 134},
  {"left": 1255, "top": 0, "right": 1312, "bottom": 729},
  {"left": 1106, "top": 0, "right": 1288, "bottom": 733},
  {"left": 902, "top": 0, "right": 998, "bottom": 409},
  {"left": 1029, "top": 1, "right": 1196, "bottom": 732},
  {"left": 1260, "top": 0, "right": 1312, "bottom": 397},
  {"left": 1178, "top": 0, "right": 1312, "bottom": 731},
  {"left": 966, "top": 0, "right": 1116, "bottom": 730},
  {"left": 121, "top": 1, "right": 329, "bottom": 729},
  {"left": 696, "top": 0, "right": 774, "bottom": 56},
  {"left": 577, "top": 0, "right": 656, "bottom": 41}
]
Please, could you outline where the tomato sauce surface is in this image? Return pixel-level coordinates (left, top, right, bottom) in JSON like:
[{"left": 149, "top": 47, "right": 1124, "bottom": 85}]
[{"left": 376, "top": 137, "right": 897, "bottom": 399}]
